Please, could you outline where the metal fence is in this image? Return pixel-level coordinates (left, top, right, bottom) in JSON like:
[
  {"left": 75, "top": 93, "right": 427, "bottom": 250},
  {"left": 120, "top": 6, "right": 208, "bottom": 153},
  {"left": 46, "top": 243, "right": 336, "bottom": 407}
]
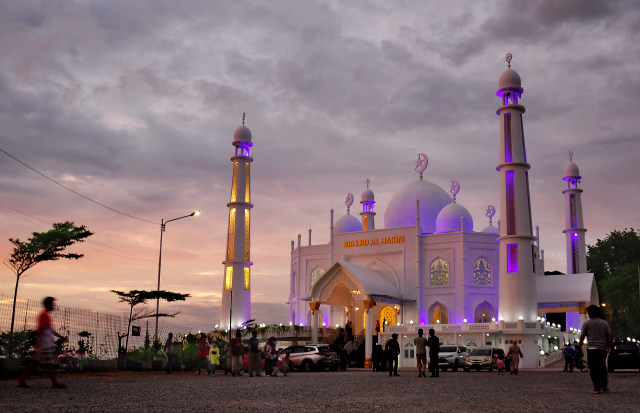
[{"left": 0, "top": 294, "right": 194, "bottom": 359}]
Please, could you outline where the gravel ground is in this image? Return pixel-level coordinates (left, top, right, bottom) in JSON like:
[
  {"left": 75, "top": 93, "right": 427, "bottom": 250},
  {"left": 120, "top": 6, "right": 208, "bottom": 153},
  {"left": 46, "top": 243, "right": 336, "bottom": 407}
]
[{"left": 2, "top": 368, "right": 639, "bottom": 412}]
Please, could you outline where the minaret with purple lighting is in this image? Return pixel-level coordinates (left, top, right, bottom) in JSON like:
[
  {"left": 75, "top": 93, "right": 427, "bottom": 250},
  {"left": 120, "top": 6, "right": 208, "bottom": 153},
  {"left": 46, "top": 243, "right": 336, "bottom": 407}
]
[
  {"left": 360, "top": 179, "right": 376, "bottom": 230},
  {"left": 496, "top": 54, "right": 537, "bottom": 322},
  {"left": 562, "top": 152, "right": 587, "bottom": 274},
  {"left": 220, "top": 113, "right": 253, "bottom": 330}
]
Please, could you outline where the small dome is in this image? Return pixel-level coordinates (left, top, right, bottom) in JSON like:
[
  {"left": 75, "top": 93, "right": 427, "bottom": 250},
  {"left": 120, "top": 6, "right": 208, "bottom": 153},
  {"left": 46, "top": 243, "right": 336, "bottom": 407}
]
[
  {"left": 233, "top": 125, "right": 252, "bottom": 143},
  {"left": 384, "top": 178, "right": 452, "bottom": 233},
  {"left": 564, "top": 161, "right": 580, "bottom": 179},
  {"left": 482, "top": 224, "right": 499, "bottom": 234},
  {"left": 435, "top": 202, "right": 474, "bottom": 233},
  {"left": 497, "top": 69, "right": 523, "bottom": 97},
  {"left": 334, "top": 213, "right": 363, "bottom": 233},
  {"left": 361, "top": 188, "right": 375, "bottom": 202}
]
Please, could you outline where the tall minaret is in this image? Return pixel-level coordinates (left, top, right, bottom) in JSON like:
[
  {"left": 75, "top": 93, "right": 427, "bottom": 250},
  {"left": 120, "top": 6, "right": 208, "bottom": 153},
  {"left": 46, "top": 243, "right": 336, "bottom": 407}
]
[
  {"left": 562, "top": 152, "right": 587, "bottom": 274},
  {"left": 496, "top": 54, "right": 537, "bottom": 322},
  {"left": 220, "top": 113, "right": 253, "bottom": 330},
  {"left": 360, "top": 179, "right": 376, "bottom": 230}
]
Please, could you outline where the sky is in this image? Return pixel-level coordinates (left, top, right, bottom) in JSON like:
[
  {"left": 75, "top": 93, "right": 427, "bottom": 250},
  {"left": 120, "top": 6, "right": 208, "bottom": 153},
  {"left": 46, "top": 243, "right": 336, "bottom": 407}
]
[{"left": 1, "top": 0, "right": 639, "bottom": 332}]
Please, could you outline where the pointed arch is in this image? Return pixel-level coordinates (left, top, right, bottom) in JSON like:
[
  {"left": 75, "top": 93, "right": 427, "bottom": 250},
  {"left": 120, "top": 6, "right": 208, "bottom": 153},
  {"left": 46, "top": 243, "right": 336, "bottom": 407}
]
[
  {"left": 428, "top": 302, "right": 449, "bottom": 324},
  {"left": 473, "top": 257, "right": 492, "bottom": 286},
  {"left": 430, "top": 258, "right": 449, "bottom": 286},
  {"left": 474, "top": 301, "right": 494, "bottom": 323},
  {"left": 379, "top": 305, "right": 396, "bottom": 332}
]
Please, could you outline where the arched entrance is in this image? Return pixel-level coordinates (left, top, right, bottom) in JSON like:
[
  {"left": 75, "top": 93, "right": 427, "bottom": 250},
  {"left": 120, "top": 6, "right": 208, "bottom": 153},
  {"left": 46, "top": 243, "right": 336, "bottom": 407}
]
[
  {"left": 379, "top": 305, "right": 396, "bottom": 332},
  {"left": 474, "top": 301, "right": 494, "bottom": 323},
  {"left": 429, "top": 302, "right": 449, "bottom": 324}
]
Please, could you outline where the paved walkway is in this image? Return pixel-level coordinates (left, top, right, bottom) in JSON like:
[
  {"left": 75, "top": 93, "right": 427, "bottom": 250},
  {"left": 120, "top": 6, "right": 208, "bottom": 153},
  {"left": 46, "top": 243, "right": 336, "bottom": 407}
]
[{"left": 2, "top": 368, "right": 639, "bottom": 412}]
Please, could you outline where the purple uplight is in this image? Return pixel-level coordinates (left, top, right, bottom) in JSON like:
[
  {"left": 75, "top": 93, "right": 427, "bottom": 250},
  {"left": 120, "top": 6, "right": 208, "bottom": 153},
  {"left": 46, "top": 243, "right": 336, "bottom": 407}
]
[{"left": 507, "top": 243, "right": 518, "bottom": 273}]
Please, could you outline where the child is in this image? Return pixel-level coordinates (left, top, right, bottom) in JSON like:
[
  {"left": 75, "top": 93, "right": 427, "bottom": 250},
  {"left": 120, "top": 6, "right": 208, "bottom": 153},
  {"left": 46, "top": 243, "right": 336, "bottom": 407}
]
[
  {"left": 496, "top": 352, "right": 506, "bottom": 375},
  {"left": 209, "top": 341, "right": 220, "bottom": 377},
  {"left": 280, "top": 353, "right": 293, "bottom": 376}
]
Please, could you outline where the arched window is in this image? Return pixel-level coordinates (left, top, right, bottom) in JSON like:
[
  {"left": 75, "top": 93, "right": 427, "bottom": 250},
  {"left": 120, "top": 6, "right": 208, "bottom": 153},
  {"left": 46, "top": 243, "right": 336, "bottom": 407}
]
[
  {"left": 474, "top": 302, "right": 494, "bottom": 323},
  {"left": 379, "top": 305, "right": 396, "bottom": 332},
  {"left": 473, "top": 257, "right": 491, "bottom": 286},
  {"left": 430, "top": 258, "right": 449, "bottom": 286},
  {"left": 310, "top": 267, "right": 325, "bottom": 288},
  {"left": 429, "top": 302, "right": 449, "bottom": 324}
]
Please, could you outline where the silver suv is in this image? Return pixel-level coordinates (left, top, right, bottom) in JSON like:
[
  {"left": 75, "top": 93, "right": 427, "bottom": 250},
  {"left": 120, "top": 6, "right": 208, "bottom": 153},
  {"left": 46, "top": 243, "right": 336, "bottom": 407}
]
[
  {"left": 278, "top": 344, "right": 335, "bottom": 372},
  {"left": 437, "top": 345, "right": 469, "bottom": 372}
]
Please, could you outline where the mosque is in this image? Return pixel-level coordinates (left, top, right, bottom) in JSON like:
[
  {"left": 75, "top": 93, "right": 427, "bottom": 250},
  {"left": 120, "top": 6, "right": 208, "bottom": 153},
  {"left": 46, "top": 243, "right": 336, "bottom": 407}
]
[
  {"left": 285, "top": 56, "right": 599, "bottom": 369},
  {"left": 220, "top": 56, "right": 599, "bottom": 369}
]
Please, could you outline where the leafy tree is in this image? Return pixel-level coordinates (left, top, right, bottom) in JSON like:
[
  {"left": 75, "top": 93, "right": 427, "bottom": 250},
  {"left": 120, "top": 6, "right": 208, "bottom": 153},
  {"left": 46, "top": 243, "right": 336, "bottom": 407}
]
[
  {"left": 110, "top": 289, "right": 190, "bottom": 352},
  {"left": 587, "top": 228, "right": 640, "bottom": 338},
  {"left": 3, "top": 221, "right": 93, "bottom": 357}
]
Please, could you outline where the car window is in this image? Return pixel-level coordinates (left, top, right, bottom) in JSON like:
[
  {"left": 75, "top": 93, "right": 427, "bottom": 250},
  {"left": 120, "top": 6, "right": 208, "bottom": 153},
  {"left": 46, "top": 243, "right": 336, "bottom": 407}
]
[
  {"left": 293, "top": 347, "right": 306, "bottom": 353},
  {"left": 440, "top": 346, "right": 457, "bottom": 352},
  {"left": 318, "top": 346, "right": 330, "bottom": 353},
  {"left": 470, "top": 349, "right": 491, "bottom": 356},
  {"left": 281, "top": 347, "right": 293, "bottom": 354},
  {"left": 304, "top": 347, "right": 315, "bottom": 352},
  {"left": 460, "top": 346, "right": 467, "bottom": 353},
  {"left": 614, "top": 344, "right": 638, "bottom": 352}
]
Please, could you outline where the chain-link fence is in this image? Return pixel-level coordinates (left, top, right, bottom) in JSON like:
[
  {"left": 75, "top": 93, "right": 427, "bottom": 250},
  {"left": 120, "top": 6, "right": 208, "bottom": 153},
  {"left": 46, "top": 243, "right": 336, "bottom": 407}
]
[{"left": 0, "top": 294, "right": 194, "bottom": 359}]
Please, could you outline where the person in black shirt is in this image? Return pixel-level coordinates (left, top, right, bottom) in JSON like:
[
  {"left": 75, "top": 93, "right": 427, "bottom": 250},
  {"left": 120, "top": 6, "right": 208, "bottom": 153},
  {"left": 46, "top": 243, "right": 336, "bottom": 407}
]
[
  {"left": 427, "top": 328, "right": 440, "bottom": 377},
  {"left": 385, "top": 333, "right": 400, "bottom": 376}
]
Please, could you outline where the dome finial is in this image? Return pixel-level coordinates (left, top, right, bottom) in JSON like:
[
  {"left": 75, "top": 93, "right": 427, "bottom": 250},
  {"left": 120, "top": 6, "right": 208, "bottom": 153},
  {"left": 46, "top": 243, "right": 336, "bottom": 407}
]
[
  {"left": 485, "top": 205, "right": 496, "bottom": 225},
  {"left": 365, "top": 178, "right": 370, "bottom": 189},
  {"left": 450, "top": 180, "right": 460, "bottom": 203},
  {"left": 568, "top": 150, "right": 574, "bottom": 162},
  {"left": 506, "top": 53, "right": 512, "bottom": 69},
  {"left": 415, "top": 153, "right": 428, "bottom": 179},
  {"left": 242, "top": 112, "right": 246, "bottom": 125},
  {"left": 345, "top": 193, "right": 354, "bottom": 214}
]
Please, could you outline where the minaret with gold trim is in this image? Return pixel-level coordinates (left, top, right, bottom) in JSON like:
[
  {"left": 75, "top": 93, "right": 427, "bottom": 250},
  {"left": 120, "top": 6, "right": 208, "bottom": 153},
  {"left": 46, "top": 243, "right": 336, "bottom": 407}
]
[{"left": 220, "top": 113, "right": 253, "bottom": 329}]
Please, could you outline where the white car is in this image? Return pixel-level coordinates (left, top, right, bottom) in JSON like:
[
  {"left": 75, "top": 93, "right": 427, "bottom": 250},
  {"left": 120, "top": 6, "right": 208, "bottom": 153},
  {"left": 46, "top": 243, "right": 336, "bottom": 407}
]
[{"left": 437, "top": 345, "right": 469, "bottom": 372}]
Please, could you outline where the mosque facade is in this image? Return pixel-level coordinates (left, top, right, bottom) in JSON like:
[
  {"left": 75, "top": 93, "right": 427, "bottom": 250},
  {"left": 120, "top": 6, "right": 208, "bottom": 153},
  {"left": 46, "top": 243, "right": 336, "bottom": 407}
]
[{"left": 285, "top": 57, "right": 599, "bottom": 369}]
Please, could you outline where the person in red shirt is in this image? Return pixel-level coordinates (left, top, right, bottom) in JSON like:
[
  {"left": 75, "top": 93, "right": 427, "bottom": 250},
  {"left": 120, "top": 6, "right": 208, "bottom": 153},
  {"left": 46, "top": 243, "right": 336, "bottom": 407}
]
[
  {"left": 228, "top": 330, "right": 244, "bottom": 377},
  {"left": 17, "top": 297, "right": 68, "bottom": 389},
  {"left": 197, "top": 334, "right": 210, "bottom": 375}
]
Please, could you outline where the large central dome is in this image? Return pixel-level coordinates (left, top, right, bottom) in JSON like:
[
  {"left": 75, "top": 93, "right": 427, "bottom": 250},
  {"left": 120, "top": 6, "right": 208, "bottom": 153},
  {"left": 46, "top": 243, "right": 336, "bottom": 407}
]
[{"left": 384, "top": 178, "right": 452, "bottom": 233}]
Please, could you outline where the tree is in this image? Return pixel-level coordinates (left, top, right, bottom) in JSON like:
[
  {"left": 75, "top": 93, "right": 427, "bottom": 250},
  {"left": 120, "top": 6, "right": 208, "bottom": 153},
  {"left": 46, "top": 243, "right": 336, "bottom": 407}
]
[
  {"left": 4, "top": 221, "right": 93, "bottom": 357},
  {"left": 587, "top": 228, "right": 640, "bottom": 338},
  {"left": 110, "top": 289, "right": 190, "bottom": 353}
]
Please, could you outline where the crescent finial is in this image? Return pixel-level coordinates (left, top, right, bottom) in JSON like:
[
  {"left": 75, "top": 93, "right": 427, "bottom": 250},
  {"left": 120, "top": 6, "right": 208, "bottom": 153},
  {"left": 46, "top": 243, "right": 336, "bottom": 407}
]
[
  {"left": 506, "top": 53, "right": 512, "bottom": 69},
  {"left": 415, "top": 153, "right": 428, "bottom": 179}
]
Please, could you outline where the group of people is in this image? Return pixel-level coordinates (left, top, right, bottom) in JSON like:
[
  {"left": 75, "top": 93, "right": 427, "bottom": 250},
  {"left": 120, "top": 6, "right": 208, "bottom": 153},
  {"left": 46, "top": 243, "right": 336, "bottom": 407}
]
[
  {"left": 15, "top": 297, "right": 613, "bottom": 396},
  {"left": 562, "top": 342, "right": 586, "bottom": 372}
]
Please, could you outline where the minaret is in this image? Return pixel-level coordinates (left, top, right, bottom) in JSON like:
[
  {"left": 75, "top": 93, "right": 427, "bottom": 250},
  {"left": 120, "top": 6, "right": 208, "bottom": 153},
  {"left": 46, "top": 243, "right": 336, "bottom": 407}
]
[
  {"left": 360, "top": 179, "right": 376, "bottom": 230},
  {"left": 562, "top": 152, "right": 587, "bottom": 274},
  {"left": 220, "top": 113, "right": 253, "bottom": 330},
  {"left": 496, "top": 54, "right": 537, "bottom": 322}
]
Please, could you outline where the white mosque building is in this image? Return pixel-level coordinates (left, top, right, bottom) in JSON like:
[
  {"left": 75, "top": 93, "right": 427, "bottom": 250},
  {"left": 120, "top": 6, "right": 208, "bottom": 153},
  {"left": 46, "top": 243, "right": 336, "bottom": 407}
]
[{"left": 285, "top": 56, "right": 599, "bottom": 369}]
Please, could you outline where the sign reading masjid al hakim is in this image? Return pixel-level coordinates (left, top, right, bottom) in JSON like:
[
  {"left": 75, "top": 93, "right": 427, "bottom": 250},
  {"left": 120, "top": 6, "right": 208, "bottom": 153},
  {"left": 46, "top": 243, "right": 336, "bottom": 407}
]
[{"left": 344, "top": 235, "right": 405, "bottom": 248}]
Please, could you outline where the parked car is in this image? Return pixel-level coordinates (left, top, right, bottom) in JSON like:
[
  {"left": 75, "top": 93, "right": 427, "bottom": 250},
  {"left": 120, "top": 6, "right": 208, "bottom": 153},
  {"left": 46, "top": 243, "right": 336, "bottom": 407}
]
[
  {"left": 465, "top": 347, "right": 503, "bottom": 371},
  {"left": 608, "top": 341, "right": 640, "bottom": 372},
  {"left": 437, "top": 345, "right": 469, "bottom": 372},
  {"left": 278, "top": 344, "right": 335, "bottom": 372}
]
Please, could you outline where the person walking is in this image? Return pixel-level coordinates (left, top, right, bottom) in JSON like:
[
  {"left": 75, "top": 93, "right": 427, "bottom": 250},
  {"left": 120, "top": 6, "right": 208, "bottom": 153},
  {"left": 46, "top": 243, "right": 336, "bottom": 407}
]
[
  {"left": 229, "top": 330, "right": 244, "bottom": 377},
  {"left": 414, "top": 328, "right": 428, "bottom": 377},
  {"left": 578, "top": 304, "right": 613, "bottom": 394},
  {"left": 263, "top": 336, "right": 277, "bottom": 376},
  {"left": 165, "top": 333, "right": 174, "bottom": 374},
  {"left": 17, "top": 297, "right": 68, "bottom": 389},
  {"left": 563, "top": 342, "right": 575, "bottom": 372},
  {"left": 209, "top": 341, "right": 220, "bottom": 377},
  {"left": 248, "top": 330, "right": 262, "bottom": 377},
  {"left": 426, "top": 328, "right": 440, "bottom": 377},
  {"left": 385, "top": 333, "right": 400, "bottom": 376},
  {"left": 507, "top": 341, "right": 524, "bottom": 375},
  {"left": 197, "top": 334, "right": 210, "bottom": 375}
]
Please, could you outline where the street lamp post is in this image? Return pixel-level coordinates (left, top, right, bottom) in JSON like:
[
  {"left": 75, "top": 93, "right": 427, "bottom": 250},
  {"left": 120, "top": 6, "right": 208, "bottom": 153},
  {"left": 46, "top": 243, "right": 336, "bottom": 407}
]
[{"left": 155, "top": 210, "right": 200, "bottom": 340}]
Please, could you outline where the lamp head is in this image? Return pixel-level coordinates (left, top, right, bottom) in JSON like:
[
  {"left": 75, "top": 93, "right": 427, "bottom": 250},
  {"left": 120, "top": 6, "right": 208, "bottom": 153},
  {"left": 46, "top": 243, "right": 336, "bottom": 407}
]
[{"left": 191, "top": 210, "right": 201, "bottom": 217}]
